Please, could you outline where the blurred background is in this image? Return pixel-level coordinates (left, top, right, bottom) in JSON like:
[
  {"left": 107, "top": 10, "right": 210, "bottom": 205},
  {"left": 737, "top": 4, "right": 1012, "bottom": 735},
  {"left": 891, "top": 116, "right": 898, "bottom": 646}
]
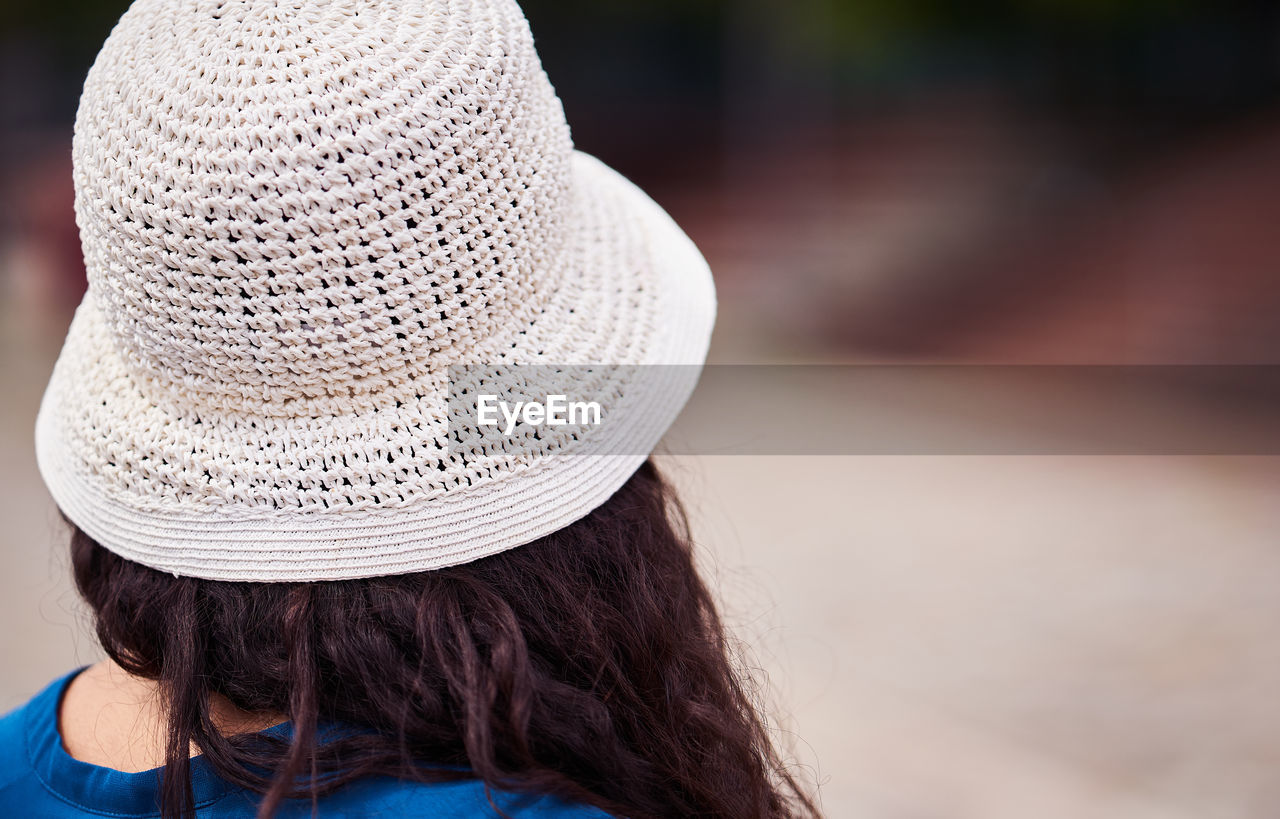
[{"left": 4, "top": 0, "right": 1280, "bottom": 816}]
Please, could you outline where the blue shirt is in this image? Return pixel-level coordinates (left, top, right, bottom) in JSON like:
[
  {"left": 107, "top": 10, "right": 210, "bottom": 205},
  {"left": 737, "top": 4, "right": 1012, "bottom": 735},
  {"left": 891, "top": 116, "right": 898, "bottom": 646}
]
[{"left": 0, "top": 670, "right": 612, "bottom": 818}]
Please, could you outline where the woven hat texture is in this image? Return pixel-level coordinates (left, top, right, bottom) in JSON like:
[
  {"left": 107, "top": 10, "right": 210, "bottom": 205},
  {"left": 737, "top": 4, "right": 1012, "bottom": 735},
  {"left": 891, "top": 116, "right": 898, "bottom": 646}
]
[{"left": 35, "top": 0, "right": 715, "bottom": 580}]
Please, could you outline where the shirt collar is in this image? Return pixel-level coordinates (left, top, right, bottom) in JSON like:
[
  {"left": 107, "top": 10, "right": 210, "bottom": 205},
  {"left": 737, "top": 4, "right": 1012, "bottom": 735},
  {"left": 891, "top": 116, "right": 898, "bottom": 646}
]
[{"left": 24, "top": 668, "right": 240, "bottom": 816}]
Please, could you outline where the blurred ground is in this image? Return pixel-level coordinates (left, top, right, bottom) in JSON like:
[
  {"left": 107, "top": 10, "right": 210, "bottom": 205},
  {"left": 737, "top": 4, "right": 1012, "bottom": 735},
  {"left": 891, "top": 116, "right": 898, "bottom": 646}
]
[{"left": 668, "top": 454, "right": 1280, "bottom": 819}]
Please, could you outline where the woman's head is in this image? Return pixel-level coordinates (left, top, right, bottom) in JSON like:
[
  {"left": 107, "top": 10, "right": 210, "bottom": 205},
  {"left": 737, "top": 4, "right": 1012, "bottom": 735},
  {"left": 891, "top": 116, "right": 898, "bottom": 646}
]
[
  {"left": 48, "top": 2, "right": 808, "bottom": 815},
  {"left": 72, "top": 460, "right": 815, "bottom": 818}
]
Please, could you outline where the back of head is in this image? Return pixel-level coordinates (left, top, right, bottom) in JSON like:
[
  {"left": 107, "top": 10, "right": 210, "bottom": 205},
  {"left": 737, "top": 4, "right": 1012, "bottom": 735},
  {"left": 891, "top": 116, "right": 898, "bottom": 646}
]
[{"left": 42, "top": 0, "right": 810, "bottom": 816}]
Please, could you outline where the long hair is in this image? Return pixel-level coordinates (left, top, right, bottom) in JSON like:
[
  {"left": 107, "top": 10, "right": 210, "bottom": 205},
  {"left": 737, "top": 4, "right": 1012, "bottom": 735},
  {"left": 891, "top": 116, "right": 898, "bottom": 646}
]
[{"left": 70, "top": 460, "right": 818, "bottom": 818}]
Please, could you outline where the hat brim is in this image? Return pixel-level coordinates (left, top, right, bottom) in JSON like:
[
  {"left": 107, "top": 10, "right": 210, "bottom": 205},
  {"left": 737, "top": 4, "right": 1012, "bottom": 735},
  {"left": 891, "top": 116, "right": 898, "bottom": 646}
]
[{"left": 35, "top": 151, "right": 715, "bottom": 581}]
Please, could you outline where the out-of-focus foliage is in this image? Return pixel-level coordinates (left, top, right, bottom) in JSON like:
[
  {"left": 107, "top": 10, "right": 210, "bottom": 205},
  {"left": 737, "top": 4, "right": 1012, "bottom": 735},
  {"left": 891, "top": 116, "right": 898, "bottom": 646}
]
[
  {"left": 797, "top": 0, "right": 1196, "bottom": 55},
  {"left": 3, "top": 0, "right": 126, "bottom": 63},
  {"left": 3, "top": 0, "right": 1276, "bottom": 132}
]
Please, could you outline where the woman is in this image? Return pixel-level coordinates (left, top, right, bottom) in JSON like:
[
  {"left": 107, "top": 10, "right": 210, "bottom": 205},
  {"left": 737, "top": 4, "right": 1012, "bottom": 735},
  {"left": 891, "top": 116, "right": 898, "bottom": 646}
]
[{"left": 0, "top": 0, "right": 816, "bottom": 817}]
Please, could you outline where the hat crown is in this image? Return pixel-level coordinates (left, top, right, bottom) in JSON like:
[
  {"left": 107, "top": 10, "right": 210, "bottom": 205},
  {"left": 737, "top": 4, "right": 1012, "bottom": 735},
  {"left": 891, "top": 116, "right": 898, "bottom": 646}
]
[{"left": 72, "top": 0, "right": 574, "bottom": 416}]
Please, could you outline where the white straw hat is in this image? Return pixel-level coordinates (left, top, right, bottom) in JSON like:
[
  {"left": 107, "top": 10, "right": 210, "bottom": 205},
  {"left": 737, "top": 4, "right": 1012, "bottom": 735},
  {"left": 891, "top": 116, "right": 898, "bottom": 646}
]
[{"left": 35, "top": 0, "right": 715, "bottom": 581}]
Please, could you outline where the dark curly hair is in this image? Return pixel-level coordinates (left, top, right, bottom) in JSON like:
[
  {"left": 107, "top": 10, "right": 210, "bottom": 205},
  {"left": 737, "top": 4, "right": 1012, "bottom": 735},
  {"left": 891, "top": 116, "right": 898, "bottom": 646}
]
[{"left": 69, "top": 460, "right": 818, "bottom": 818}]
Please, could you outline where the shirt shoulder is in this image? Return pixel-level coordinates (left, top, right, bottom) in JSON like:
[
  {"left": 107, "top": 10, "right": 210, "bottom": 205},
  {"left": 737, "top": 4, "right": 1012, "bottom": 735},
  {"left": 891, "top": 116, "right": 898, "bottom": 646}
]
[
  {"left": 0, "top": 670, "right": 84, "bottom": 815},
  {"left": 2, "top": 670, "right": 615, "bottom": 819},
  {"left": 0, "top": 693, "right": 31, "bottom": 791},
  {"left": 254, "top": 776, "right": 615, "bottom": 818}
]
